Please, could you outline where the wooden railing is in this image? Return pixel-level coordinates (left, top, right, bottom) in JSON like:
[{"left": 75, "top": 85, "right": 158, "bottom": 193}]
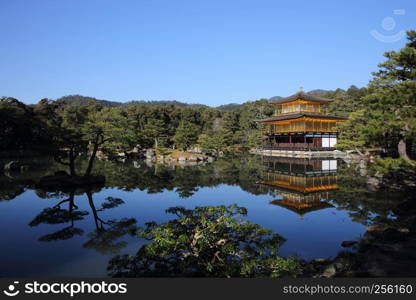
[
  {"left": 263, "top": 128, "right": 339, "bottom": 134},
  {"left": 262, "top": 145, "right": 335, "bottom": 151}
]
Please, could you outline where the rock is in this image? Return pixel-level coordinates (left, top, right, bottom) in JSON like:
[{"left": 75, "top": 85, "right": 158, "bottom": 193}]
[
  {"left": 145, "top": 149, "right": 156, "bottom": 159},
  {"left": 207, "top": 157, "right": 214, "bottom": 163},
  {"left": 341, "top": 240, "right": 358, "bottom": 247},
  {"left": 178, "top": 157, "right": 186, "bottom": 162},
  {"left": 96, "top": 150, "right": 108, "bottom": 160},
  {"left": 367, "top": 224, "right": 388, "bottom": 233},
  {"left": 322, "top": 264, "right": 336, "bottom": 278},
  {"left": 312, "top": 258, "right": 330, "bottom": 263},
  {"left": 145, "top": 160, "right": 154, "bottom": 167},
  {"left": 188, "top": 155, "right": 198, "bottom": 162},
  {"left": 367, "top": 177, "right": 380, "bottom": 191},
  {"left": 4, "top": 161, "right": 20, "bottom": 171},
  {"left": 132, "top": 146, "right": 140, "bottom": 153},
  {"left": 188, "top": 146, "right": 202, "bottom": 153},
  {"left": 374, "top": 171, "right": 384, "bottom": 179}
]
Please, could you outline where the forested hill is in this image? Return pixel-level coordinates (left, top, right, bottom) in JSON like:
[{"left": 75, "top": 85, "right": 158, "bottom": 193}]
[
  {"left": 55, "top": 95, "right": 209, "bottom": 108},
  {"left": 53, "top": 88, "right": 333, "bottom": 110},
  {"left": 268, "top": 89, "right": 331, "bottom": 102},
  {"left": 216, "top": 103, "right": 242, "bottom": 111},
  {"left": 56, "top": 95, "right": 122, "bottom": 107},
  {"left": 55, "top": 89, "right": 333, "bottom": 111}
]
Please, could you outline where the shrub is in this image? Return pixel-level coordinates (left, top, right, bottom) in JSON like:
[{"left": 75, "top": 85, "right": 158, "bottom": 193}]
[{"left": 108, "top": 205, "right": 299, "bottom": 277}]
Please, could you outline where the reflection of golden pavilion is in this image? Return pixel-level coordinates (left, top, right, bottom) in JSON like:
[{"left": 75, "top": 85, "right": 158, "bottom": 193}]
[{"left": 258, "top": 157, "right": 338, "bottom": 216}]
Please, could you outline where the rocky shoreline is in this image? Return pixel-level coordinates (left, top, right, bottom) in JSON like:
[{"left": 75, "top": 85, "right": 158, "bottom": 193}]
[
  {"left": 299, "top": 220, "right": 416, "bottom": 277},
  {"left": 143, "top": 149, "right": 216, "bottom": 164}
]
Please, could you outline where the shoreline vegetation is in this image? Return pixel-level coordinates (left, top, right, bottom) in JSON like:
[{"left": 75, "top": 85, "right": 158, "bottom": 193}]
[{"left": 1, "top": 31, "right": 415, "bottom": 277}]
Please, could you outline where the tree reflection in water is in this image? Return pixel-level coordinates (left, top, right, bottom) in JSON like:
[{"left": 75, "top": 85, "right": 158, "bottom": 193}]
[
  {"left": 29, "top": 187, "right": 137, "bottom": 254},
  {"left": 2, "top": 154, "right": 415, "bottom": 277}
]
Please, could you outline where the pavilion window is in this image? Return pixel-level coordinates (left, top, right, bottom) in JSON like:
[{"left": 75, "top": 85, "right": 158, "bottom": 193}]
[{"left": 300, "top": 104, "right": 306, "bottom": 112}]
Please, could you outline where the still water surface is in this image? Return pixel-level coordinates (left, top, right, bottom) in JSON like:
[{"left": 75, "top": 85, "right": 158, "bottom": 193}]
[{"left": 0, "top": 155, "right": 401, "bottom": 277}]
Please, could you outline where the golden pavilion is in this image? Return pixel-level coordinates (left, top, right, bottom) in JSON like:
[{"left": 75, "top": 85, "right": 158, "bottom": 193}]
[{"left": 257, "top": 90, "right": 346, "bottom": 151}]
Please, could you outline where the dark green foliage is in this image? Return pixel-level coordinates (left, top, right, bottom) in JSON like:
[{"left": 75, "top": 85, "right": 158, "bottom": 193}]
[
  {"left": 107, "top": 205, "right": 299, "bottom": 277},
  {"left": 324, "top": 86, "right": 368, "bottom": 117},
  {"left": 215, "top": 103, "right": 242, "bottom": 111},
  {"left": 197, "top": 133, "right": 222, "bottom": 153},
  {"left": 56, "top": 95, "right": 122, "bottom": 107},
  {"left": 369, "top": 158, "right": 414, "bottom": 175},
  {"left": 172, "top": 121, "right": 199, "bottom": 150},
  {"left": 368, "top": 158, "right": 416, "bottom": 189},
  {"left": 335, "top": 110, "right": 368, "bottom": 150},
  {"left": 336, "top": 31, "right": 416, "bottom": 160},
  {"left": 1, "top": 92, "right": 274, "bottom": 162},
  {"left": 0, "top": 97, "right": 55, "bottom": 154}
]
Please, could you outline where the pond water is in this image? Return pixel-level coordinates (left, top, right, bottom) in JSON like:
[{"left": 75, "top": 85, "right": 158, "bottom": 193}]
[{"left": 0, "top": 155, "right": 406, "bottom": 277}]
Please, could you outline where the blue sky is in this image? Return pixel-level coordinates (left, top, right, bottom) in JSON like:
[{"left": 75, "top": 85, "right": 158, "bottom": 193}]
[{"left": 0, "top": 0, "right": 415, "bottom": 106}]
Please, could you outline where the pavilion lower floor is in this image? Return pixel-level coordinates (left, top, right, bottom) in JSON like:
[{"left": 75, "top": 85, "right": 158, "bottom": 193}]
[{"left": 263, "top": 132, "right": 339, "bottom": 151}]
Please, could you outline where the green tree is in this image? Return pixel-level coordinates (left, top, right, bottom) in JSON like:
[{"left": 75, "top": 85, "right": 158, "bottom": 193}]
[
  {"left": 197, "top": 133, "right": 221, "bottom": 153},
  {"left": 172, "top": 121, "right": 199, "bottom": 150},
  {"left": 335, "top": 110, "right": 369, "bottom": 151},
  {"left": 238, "top": 99, "right": 274, "bottom": 147},
  {"left": 141, "top": 119, "right": 168, "bottom": 148},
  {"left": 53, "top": 104, "right": 89, "bottom": 176},
  {"left": 0, "top": 97, "right": 54, "bottom": 154},
  {"left": 82, "top": 107, "right": 135, "bottom": 176},
  {"left": 337, "top": 31, "right": 416, "bottom": 160},
  {"left": 108, "top": 205, "right": 299, "bottom": 277}
]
